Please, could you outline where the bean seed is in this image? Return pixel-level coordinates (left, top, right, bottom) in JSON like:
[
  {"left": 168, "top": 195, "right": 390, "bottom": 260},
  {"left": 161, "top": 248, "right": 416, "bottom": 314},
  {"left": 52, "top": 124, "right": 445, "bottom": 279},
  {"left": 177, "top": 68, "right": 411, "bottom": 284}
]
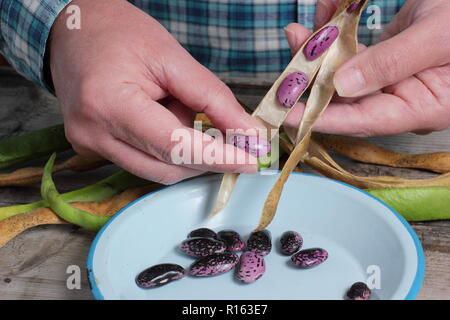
[{"left": 136, "top": 264, "right": 185, "bottom": 288}]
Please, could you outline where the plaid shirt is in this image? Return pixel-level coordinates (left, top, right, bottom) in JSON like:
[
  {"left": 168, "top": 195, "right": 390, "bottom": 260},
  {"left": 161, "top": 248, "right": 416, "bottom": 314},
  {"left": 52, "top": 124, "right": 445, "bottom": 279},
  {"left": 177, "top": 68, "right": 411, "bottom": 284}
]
[{"left": 0, "top": 0, "right": 405, "bottom": 90}]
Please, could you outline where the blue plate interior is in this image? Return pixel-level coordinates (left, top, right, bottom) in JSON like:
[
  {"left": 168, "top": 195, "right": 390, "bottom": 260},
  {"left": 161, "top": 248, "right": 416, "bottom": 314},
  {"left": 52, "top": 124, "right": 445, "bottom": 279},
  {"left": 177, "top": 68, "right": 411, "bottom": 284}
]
[{"left": 87, "top": 172, "right": 424, "bottom": 300}]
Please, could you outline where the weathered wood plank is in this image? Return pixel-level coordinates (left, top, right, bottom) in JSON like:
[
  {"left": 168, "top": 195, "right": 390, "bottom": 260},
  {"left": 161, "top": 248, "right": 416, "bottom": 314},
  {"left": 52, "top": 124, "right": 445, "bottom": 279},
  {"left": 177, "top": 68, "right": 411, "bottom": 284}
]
[
  {"left": 0, "top": 225, "right": 94, "bottom": 300},
  {"left": 416, "top": 250, "right": 450, "bottom": 300}
]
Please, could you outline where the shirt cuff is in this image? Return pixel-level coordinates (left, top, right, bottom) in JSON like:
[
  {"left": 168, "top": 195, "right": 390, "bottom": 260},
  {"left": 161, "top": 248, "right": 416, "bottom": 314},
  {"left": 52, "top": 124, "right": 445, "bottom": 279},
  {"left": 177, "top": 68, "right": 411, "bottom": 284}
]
[{"left": 0, "top": 0, "right": 73, "bottom": 91}]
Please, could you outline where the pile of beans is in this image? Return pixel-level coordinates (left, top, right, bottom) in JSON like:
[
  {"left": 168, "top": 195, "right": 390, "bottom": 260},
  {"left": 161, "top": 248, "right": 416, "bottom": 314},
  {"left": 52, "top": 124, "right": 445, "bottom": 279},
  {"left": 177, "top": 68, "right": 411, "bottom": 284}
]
[{"left": 135, "top": 227, "right": 371, "bottom": 300}]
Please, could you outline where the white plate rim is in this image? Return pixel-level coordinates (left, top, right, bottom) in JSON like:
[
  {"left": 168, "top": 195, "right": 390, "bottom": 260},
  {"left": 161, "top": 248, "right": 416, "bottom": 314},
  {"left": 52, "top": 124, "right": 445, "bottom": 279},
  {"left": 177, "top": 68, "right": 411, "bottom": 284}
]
[{"left": 87, "top": 172, "right": 425, "bottom": 300}]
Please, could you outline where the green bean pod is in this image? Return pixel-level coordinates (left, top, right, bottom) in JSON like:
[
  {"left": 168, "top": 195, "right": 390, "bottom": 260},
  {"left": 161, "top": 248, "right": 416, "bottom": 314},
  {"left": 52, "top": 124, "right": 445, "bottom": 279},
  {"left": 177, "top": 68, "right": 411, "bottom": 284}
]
[
  {"left": 0, "top": 125, "right": 71, "bottom": 169},
  {"left": 0, "top": 170, "right": 148, "bottom": 222},
  {"left": 368, "top": 187, "right": 450, "bottom": 221},
  {"left": 41, "top": 153, "right": 113, "bottom": 231}
]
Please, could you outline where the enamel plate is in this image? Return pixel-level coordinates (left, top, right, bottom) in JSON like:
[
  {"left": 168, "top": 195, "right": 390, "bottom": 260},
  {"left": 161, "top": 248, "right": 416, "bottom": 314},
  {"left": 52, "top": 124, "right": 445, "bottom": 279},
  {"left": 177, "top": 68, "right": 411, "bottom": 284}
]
[{"left": 87, "top": 172, "right": 425, "bottom": 300}]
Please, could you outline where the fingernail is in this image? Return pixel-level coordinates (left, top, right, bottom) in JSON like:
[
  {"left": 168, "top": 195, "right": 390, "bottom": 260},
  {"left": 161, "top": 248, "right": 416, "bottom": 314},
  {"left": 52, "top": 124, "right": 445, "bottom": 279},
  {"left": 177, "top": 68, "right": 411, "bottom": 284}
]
[
  {"left": 283, "top": 25, "right": 293, "bottom": 36},
  {"left": 334, "top": 67, "right": 366, "bottom": 97},
  {"left": 283, "top": 26, "right": 296, "bottom": 46},
  {"left": 229, "top": 135, "right": 271, "bottom": 158}
]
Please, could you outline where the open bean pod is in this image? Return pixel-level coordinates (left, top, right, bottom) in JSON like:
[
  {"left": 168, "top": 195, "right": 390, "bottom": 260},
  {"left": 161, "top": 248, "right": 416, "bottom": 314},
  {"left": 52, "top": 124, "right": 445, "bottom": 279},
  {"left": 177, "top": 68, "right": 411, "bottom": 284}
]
[
  {"left": 254, "top": 0, "right": 370, "bottom": 231},
  {"left": 313, "top": 133, "right": 450, "bottom": 174},
  {"left": 277, "top": 135, "right": 450, "bottom": 221},
  {"left": 210, "top": 0, "right": 370, "bottom": 220}
]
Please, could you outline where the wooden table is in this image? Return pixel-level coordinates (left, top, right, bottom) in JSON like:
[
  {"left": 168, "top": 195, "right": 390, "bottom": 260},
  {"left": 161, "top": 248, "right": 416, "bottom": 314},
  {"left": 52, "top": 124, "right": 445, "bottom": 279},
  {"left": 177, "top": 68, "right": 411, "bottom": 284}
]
[{"left": 0, "top": 67, "right": 449, "bottom": 300}]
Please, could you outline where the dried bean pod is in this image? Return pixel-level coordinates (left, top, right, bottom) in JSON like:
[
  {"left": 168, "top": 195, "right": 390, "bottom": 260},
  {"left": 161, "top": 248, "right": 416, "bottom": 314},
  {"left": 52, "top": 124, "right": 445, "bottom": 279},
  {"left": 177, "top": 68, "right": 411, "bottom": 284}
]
[
  {"left": 217, "top": 230, "right": 245, "bottom": 252},
  {"left": 304, "top": 26, "right": 340, "bottom": 61},
  {"left": 291, "top": 248, "right": 328, "bottom": 268},
  {"left": 136, "top": 264, "right": 185, "bottom": 288},
  {"left": 276, "top": 72, "right": 309, "bottom": 108},
  {"left": 347, "top": 282, "right": 371, "bottom": 300},
  {"left": 189, "top": 253, "right": 239, "bottom": 277},
  {"left": 247, "top": 230, "right": 272, "bottom": 256},
  {"left": 280, "top": 231, "right": 303, "bottom": 255},
  {"left": 179, "top": 238, "right": 226, "bottom": 258},
  {"left": 236, "top": 251, "right": 266, "bottom": 283},
  {"left": 347, "top": 1, "right": 362, "bottom": 13},
  {"left": 230, "top": 135, "right": 271, "bottom": 158},
  {"left": 187, "top": 227, "right": 218, "bottom": 239}
]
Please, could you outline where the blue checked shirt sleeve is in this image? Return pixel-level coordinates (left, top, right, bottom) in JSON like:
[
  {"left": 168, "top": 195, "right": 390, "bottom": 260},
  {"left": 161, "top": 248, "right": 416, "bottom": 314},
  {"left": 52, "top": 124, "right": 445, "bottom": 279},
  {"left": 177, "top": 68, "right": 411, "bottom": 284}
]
[{"left": 0, "top": 0, "right": 73, "bottom": 90}]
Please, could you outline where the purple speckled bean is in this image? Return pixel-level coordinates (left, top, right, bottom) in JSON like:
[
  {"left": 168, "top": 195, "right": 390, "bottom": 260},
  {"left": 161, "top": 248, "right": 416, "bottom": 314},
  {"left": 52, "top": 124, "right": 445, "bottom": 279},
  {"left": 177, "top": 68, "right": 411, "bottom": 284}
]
[
  {"left": 218, "top": 230, "right": 245, "bottom": 252},
  {"left": 230, "top": 135, "right": 271, "bottom": 158},
  {"left": 347, "top": 1, "right": 362, "bottom": 13},
  {"left": 291, "top": 248, "right": 328, "bottom": 268},
  {"left": 247, "top": 230, "right": 272, "bottom": 256},
  {"left": 347, "top": 282, "right": 371, "bottom": 300},
  {"left": 280, "top": 231, "right": 303, "bottom": 255},
  {"left": 136, "top": 264, "right": 185, "bottom": 288},
  {"left": 187, "top": 227, "right": 218, "bottom": 239},
  {"left": 304, "top": 26, "right": 340, "bottom": 61},
  {"left": 277, "top": 72, "right": 309, "bottom": 108},
  {"left": 189, "top": 253, "right": 239, "bottom": 277},
  {"left": 236, "top": 251, "right": 266, "bottom": 283},
  {"left": 179, "top": 238, "right": 226, "bottom": 258}
]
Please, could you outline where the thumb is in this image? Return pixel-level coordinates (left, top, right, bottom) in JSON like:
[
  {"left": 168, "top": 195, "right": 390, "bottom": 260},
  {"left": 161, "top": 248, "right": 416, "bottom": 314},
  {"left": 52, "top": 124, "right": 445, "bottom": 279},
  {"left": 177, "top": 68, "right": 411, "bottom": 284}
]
[
  {"left": 314, "top": 0, "right": 339, "bottom": 30},
  {"left": 333, "top": 20, "right": 444, "bottom": 97},
  {"left": 284, "top": 23, "right": 313, "bottom": 56}
]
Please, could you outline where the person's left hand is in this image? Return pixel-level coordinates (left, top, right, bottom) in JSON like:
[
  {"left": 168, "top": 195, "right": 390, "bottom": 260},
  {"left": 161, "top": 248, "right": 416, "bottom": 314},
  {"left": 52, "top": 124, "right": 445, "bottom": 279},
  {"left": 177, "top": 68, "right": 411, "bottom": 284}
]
[{"left": 284, "top": 0, "right": 450, "bottom": 137}]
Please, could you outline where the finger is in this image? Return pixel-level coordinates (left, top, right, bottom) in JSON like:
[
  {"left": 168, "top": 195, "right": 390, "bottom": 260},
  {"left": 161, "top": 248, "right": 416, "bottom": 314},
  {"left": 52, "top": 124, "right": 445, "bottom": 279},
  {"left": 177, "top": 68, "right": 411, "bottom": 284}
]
[
  {"left": 314, "top": 0, "right": 339, "bottom": 29},
  {"left": 333, "top": 20, "right": 448, "bottom": 98},
  {"left": 285, "top": 94, "right": 415, "bottom": 137},
  {"left": 332, "top": 43, "right": 370, "bottom": 103},
  {"left": 99, "top": 136, "right": 204, "bottom": 185},
  {"left": 164, "top": 98, "right": 196, "bottom": 127},
  {"left": 285, "top": 76, "right": 445, "bottom": 137},
  {"left": 284, "top": 23, "right": 313, "bottom": 55},
  {"left": 413, "top": 130, "right": 433, "bottom": 136},
  {"left": 108, "top": 86, "right": 258, "bottom": 173},
  {"left": 162, "top": 50, "right": 265, "bottom": 133},
  {"left": 379, "top": 0, "right": 416, "bottom": 42}
]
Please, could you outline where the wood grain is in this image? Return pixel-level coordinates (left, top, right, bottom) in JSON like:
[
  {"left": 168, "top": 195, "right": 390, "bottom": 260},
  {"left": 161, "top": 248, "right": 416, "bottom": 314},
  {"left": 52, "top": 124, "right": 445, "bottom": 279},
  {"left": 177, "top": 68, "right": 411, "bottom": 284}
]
[{"left": 0, "top": 69, "right": 449, "bottom": 299}]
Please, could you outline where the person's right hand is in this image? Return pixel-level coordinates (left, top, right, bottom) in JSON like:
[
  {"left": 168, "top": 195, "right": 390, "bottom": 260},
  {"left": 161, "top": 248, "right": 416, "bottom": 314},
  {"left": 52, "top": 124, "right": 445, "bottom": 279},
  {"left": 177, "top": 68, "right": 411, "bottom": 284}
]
[{"left": 50, "top": 0, "right": 264, "bottom": 184}]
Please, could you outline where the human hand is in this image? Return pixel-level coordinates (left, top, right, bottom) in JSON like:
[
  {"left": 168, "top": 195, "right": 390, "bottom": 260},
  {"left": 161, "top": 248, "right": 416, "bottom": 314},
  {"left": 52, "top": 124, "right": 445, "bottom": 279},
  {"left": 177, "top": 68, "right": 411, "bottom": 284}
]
[
  {"left": 284, "top": 0, "right": 450, "bottom": 136},
  {"left": 50, "top": 0, "right": 264, "bottom": 184}
]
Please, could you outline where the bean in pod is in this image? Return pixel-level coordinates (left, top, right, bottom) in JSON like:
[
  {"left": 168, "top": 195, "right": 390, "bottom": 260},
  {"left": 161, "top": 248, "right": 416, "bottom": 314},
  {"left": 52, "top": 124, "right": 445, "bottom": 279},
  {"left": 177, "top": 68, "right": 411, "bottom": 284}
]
[
  {"left": 217, "top": 230, "right": 245, "bottom": 252},
  {"left": 347, "top": 1, "right": 362, "bottom": 13},
  {"left": 179, "top": 238, "right": 226, "bottom": 258},
  {"left": 189, "top": 252, "right": 239, "bottom": 277},
  {"left": 247, "top": 230, "right": 272, "bottom": 256},
  {"left": 276, "top": 72, "right": 309, "bottom": 108},
  {"left": 187, "top": 227, "right": 218, "bottom": 239},
  {"left": 136, "top": 264, "right": 186, "bottom": 288},
  {"left": 230, "top": 135, "right": 271, "bottom": 158},
  {"left": 236, "top": 251, "right": 266, "bottom": 283},
  {"left": 304, "top": 26, "right": 340, "bottom": 61},
  {"left": 280, "top": 231, "right": 303, "bottom": 255},
  {"left": 346, "top": 282, "right": 371, "bottom": 300},
  {"left": 291, "top": 248, "right": 328, "bottom": 268}
]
